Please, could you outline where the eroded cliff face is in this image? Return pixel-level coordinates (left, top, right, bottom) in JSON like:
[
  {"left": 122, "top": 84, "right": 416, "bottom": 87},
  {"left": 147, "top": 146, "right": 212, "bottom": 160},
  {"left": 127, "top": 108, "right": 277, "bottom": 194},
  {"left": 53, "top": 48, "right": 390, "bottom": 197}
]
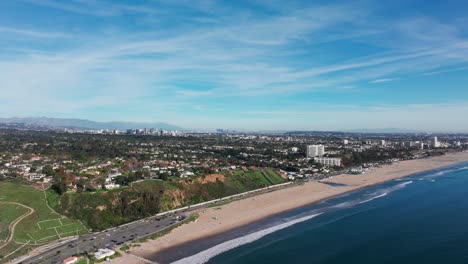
[{"left": 55, "top": 169, "right": 284, "bottom": 231}]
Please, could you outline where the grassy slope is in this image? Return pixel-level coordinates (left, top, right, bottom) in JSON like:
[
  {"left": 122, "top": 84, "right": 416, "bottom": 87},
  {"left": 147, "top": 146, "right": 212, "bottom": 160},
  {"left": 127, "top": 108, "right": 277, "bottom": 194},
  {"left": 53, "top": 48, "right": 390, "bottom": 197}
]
[
  {"left": 56, "top": 180, "right": 165, "bottom": 231},
  {"left": 225, "top": 168, "right": 285, "bottom": 192},
  {"left": 0, "top": 180, "right": 88, "bottom": 263},
  {"left": 0, "top": 204, "right": 28, "bottom": 242},
  {"left": 0, "top": 181, "right": 87, "bottom": 243},
  {"left": 53, "top": 169, "right": 285, "bottom": 232}
]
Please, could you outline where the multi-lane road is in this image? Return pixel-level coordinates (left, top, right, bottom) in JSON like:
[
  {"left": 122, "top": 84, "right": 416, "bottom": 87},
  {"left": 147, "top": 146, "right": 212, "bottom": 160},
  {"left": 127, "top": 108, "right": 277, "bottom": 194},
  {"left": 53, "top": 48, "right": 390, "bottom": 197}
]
[
  {"left": 17, "top": 181, "right": 297, "bottom": 264},
  {"left": 20, "top": 213, "right": 186, "bottom": 264}
]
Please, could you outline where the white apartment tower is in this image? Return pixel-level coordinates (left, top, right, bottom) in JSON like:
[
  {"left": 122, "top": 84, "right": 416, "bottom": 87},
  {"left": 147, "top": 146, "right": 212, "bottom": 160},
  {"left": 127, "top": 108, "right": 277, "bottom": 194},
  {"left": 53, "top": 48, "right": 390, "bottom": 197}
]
[
  {"left": 307, "top": 145, "right": 325, "bottom": 158},
  {"left": 431, "top": 137, "right": 441, "bottom": 148}
]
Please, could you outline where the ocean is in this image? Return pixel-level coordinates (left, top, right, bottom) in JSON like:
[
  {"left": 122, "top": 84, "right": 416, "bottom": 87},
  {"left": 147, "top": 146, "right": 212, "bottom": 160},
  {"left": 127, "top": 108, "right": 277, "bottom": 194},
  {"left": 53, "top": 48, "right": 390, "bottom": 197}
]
[{"left": 162, "top": 162, "right": 468, "bottom": 264}]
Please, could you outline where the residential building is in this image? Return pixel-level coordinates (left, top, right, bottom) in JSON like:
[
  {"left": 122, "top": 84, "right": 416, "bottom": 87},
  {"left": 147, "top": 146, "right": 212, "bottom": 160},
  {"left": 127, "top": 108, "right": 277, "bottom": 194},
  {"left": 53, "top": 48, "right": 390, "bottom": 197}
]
[
  {"left": 307, "top": 145, "right": 325, "bottom": 158},
  {"left": 431, "top": 137, "right": 441, "bottom": 148},
  {"left": 104, "top": 183, "right": 120, "bottom": 189},
  {"left": 315, "top": 157, "right": 342, "bottom": 167}
]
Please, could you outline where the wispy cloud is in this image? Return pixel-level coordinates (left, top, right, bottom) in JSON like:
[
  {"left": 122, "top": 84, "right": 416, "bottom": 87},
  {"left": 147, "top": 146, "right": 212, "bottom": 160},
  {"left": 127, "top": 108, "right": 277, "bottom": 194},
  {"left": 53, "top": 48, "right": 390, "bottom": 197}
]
[
  {"left": 1, "top": 1, "right": 468, "bottom": 130},
  {"left": 369, "top": 77, "right": 400, "bottom": 84},
  {"left": 18, "top": 0, "right": 160, "bottom": 16},
  {"left": 0, "top": 26, "right": 70, "bottom": 38},
  {"left": 421, "top": 66, "right": 468, "bottom": 76}
]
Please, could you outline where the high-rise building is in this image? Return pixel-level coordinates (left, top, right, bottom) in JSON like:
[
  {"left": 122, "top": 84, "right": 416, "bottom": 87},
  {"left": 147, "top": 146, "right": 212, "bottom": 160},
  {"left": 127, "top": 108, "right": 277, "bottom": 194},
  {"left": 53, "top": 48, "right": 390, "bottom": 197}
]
[
  {"left": 343, "top": 139, "right": 349, "bottom": 145},
  {"left": 431, "top": 137, "right": 441, "bottom": 148},
  {"left": 307, "top": 145, "right": 325, "bottom": 158}
]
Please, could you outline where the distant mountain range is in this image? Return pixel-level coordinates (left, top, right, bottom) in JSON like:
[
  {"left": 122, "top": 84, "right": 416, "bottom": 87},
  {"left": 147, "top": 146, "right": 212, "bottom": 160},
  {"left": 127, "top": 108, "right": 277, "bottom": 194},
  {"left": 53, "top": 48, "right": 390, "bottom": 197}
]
[{"left": 0, "top": 117, "right": 182, "bottom": 131}]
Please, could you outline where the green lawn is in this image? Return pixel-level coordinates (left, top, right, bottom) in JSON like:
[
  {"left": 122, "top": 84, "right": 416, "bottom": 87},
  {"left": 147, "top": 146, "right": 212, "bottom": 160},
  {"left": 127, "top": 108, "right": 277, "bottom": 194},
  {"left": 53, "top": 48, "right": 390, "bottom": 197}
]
[
  {"left": 56, "top": 223, "right": 87, "bottom": 236},
  {"left": 0, "top": 204, "right": 28, "bottom": 242},
  {"left": 37, "top": 219, "right": 62, "bottom": 229},
  {"left": 76, "top": 258, "right": 87, "bottom": 264},
  {"left": 0, "top": 181, "right": 88, "bottom": 263}
]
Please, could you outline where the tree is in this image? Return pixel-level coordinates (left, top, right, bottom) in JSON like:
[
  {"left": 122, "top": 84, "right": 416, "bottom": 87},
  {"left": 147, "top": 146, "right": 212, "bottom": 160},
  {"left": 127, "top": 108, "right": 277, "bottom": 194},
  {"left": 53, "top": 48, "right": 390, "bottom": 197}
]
[
  {"left": 160, "top": 173, "right": 169, "bottom": 181},
  {"left": 42, "top": 165, "right": 55, "bottom": 176},
  {"left": 51, "top": 179, "right": 67, "bottom": 195}
]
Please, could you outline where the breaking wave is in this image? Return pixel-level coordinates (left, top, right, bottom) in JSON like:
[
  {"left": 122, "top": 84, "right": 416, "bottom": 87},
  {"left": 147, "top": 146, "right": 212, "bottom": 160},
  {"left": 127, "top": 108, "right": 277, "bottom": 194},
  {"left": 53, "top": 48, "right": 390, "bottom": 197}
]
[
  {"left": 171, "top": 213, "right": 323, "bottom": 264},
  {"left": 359, "top": 192, "right": 388, "bottom": 204},
  {"left": 359, "top": 181, "right": 412, "bottom": 204},
  {"left": 172, "top": 180, "right": 417, "bottom": 263}
]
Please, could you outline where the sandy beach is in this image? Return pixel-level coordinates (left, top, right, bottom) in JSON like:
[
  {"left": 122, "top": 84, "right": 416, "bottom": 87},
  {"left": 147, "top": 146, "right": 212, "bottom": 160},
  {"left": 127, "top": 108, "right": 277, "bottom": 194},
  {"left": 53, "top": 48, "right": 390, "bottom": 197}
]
[{"left": 128, "top": 151, "right": 468, "bottom": 262}]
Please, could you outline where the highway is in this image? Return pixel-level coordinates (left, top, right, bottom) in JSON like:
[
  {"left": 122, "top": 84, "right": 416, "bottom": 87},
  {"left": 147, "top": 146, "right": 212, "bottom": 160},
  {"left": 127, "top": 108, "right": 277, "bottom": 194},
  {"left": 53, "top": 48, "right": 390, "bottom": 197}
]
[
  {"left": 17, "top": 181, "right": 297, "bottom": 264},
  {"left": 19, "top": 213, "right": 186, "bottom": 264}
]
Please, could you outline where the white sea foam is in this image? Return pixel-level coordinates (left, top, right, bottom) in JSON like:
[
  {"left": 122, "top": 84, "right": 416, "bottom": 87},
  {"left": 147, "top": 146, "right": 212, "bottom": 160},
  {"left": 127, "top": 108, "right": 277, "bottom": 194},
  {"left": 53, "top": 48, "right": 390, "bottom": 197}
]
[
  {"left": 359, "top": 192, "right": 388, "bottom": 204},
  {"left": 172, "top": 181, "right": 415, "bottom": 264},
  {"left": 359, "top": 181, "right": 412, "bottom": 204},
  {"left": 423, "top": 168, "right": 460, "bottom": 179},
  {"left": 398, "top": 181, "right": 413, "bottom": 187},
  {"left": 330, "top": 201, "right": 356, "bottom": 209},
  {"left": 171, "top": 213, "right": 323, "bottom": 264}
]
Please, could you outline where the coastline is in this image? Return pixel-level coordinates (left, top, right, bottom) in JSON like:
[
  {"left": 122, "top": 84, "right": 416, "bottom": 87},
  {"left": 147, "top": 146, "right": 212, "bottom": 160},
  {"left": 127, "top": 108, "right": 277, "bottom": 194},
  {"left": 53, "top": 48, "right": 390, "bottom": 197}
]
[{"left": 125, "top": 151, "right": 468, "bottom": 263}]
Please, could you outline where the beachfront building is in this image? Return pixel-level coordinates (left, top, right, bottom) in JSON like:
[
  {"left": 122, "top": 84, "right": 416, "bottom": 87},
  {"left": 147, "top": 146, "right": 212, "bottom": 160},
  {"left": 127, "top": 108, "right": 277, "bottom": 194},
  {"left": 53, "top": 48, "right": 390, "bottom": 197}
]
[
  {"left": 315, "top": 157, "right": 342, "bottom": 167},
  {"left": 94, "top": 248, "right": 115, "bottom": 260},
  {"left": 431, "top": 137, "right": 441, "bottom": 148},
  {"left": 307, "top": 145, "right": 325, "bottom": 158},
  {"left": 63, "top": 257, "right": 78, "bottom": 264}
]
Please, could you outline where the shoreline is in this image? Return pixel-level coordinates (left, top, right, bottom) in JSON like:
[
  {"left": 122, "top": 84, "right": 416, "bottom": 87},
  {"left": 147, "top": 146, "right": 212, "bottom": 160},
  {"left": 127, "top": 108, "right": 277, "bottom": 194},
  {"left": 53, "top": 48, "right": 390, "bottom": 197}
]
[{"left": 122, "top": 152, "right": 468, "bottom": 264}]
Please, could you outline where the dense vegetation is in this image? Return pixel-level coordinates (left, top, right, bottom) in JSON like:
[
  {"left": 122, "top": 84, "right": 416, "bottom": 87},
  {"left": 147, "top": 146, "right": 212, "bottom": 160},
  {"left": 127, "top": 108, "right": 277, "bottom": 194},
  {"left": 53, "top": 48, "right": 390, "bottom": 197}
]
[
  {"left": 55, "top": 169, "right": 285, "bottom": 231},
  {"left": 56, "top": 181, "right": 164, "bottom": 230},
  {"left": 341, "top": 148, "right": 414, "bottom": 167}
]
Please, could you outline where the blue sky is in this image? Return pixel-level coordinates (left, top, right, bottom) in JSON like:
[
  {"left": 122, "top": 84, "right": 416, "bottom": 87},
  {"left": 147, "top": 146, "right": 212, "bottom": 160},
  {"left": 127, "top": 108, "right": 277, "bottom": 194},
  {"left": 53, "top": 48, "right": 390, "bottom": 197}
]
[{"left": 1, "top": 0, "right": 468, "bottom": 131}]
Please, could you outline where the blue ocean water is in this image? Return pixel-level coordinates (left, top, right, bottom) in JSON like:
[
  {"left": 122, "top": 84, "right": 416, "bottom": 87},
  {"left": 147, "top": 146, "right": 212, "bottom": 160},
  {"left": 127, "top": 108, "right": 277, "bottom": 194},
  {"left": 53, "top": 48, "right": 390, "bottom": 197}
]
[{"left": 200, "top": 163, "right": 468, "bottom": 264}]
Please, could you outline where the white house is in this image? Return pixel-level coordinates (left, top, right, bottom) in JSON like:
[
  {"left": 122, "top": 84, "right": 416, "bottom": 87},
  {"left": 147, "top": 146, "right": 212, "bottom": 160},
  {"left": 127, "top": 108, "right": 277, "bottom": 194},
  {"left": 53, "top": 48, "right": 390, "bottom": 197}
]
[{"left": 94, "top": 248, "right": 115, "bottom": 260}]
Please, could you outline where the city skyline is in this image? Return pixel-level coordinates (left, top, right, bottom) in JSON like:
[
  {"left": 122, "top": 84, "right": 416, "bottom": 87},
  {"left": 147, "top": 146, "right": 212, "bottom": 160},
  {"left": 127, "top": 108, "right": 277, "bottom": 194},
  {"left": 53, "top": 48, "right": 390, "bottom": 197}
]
[{"left": 1, "top": 0, "right": 468, "bottom": 131}]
